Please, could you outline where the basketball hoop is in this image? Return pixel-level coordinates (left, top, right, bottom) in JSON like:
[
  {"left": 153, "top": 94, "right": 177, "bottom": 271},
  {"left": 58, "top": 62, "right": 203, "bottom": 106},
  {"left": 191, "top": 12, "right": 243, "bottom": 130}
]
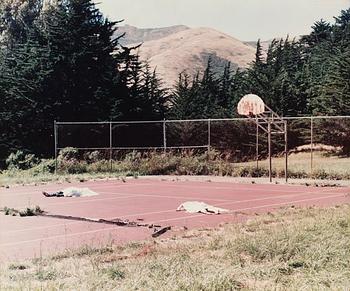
[
  {"left": 237, "top": 94, "right": 265, "bottom": 116},
  {"left": 236, "top": 94, "right": 288, "bottom": 183}
]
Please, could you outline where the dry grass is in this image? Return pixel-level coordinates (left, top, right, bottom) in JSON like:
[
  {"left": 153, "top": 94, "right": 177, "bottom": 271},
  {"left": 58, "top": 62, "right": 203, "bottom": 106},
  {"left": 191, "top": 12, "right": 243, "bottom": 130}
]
[
  {"left": 1, "top": 205, "right": 350, "bottom": 290},
  {"left": 238, "top": 151, "right": 350, "bottom": 178}
]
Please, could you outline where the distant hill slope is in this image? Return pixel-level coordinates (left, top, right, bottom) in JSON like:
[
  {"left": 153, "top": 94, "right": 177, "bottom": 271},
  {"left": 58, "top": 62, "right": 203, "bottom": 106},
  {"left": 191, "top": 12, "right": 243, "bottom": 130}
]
[
  {"left": 117, "top": 24, "right": 190, "bottom": 45},
  {"left": 127, "top": 27, "right": 256, "bottom": 87}
]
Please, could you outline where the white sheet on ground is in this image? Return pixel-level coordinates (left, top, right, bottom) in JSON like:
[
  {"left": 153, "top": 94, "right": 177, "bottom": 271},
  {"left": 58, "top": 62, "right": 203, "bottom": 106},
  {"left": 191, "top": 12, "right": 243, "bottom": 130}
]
[
  {"left": 62, "top": 187, "right": 98, "bottom": 197},
  {"left": 176, "top": 201, "right": 229, "bottom": 215}
]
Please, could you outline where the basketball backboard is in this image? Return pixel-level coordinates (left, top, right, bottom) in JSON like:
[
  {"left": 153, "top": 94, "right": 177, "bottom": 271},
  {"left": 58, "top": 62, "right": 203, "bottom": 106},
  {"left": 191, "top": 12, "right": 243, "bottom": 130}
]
[{"left": 237, "top": 94, "right": 265, "bottom": 116}]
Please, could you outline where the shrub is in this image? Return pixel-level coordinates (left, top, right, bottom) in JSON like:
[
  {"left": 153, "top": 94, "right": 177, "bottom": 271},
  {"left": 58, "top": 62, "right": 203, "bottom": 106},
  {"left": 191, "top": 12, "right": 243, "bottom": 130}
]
[
  {"left": 6, "top": 150, "right": 39, "bottom": 170},
  {"left": 57, "top": 147, "right": 79, "bottom": 162},
  {"left": 30, "top": 159, "right": 56, "bottom": 175},
  {"left": 59, "top": 160, "right": 88, "bottom": 174},
  {"left": 87, "top": 151, "right": 102, "bottom": 163}
]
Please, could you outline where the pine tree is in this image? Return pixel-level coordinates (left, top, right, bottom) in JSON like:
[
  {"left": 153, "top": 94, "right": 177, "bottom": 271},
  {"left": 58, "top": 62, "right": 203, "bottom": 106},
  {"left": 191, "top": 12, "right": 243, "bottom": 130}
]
[
  {"left": 217, "top": 62, "right": 232, "bottom": 111},
  {"left": 169, "top": 73, "right": 192, "bottom": 119}
]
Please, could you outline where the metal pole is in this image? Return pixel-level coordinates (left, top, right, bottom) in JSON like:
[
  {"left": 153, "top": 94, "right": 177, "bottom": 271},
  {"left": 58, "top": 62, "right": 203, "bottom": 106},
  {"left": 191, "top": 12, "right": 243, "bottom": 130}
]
[
  {"left": 54, "top": 120, "right": 58, "bottom": 175},
  {"left": 268, "top": 120, "right": 272, "bottom": 183},
  {"left": 109, "top": 122, "right": 113, "bottom": 172},
  {"left": 284, "top": 120, "right": 288, "bottom": 183},
  {"left": 256, "top": 117, "right": 259, "bottom": 171},
  {"left": 163, "top": 119, "right": 167, "bottom": 152},
  {"left": 207, "top": 119, "right": 211, "bottom": 152},
  {"left": 310, "top": 117, "right": 314, "bottom": 175}
]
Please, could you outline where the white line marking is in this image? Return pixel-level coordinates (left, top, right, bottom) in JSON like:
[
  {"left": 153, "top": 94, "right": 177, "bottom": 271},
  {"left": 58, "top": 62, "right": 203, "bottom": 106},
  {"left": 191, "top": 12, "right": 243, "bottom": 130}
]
[
  {"left": 0, "top": 226, "right": 126, "bottom": 247},
  {"left": 149, "top": 193, "right": 347, "bottom": 224},
  {"left": 0, "top": 182, "right": 153, "bottom": 197}
]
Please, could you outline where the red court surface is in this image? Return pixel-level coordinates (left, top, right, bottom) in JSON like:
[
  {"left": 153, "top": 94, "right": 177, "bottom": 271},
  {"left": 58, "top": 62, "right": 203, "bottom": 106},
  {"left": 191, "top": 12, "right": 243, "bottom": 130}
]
[{"left": 1, "top": 178, "right": 349, "bottom": 261}]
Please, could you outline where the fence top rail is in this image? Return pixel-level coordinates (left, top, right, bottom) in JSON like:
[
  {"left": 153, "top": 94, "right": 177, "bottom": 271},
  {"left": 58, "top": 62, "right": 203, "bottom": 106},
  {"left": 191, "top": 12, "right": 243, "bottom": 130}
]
[
  {"left": 55, "top": 115, "right": 350, "bottom": 125},
  {"left": 56, "top": 145, "right": 208, "bottom": 150}
]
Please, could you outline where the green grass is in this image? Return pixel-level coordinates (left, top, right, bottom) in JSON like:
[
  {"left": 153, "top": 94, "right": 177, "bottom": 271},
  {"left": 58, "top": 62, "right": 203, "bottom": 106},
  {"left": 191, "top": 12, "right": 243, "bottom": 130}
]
[
  {"left": 1, "top": 205, "right": 349, "bottom": 290},
  {"left": 1, "top": 151, "right": 350, "bottom": 186}
]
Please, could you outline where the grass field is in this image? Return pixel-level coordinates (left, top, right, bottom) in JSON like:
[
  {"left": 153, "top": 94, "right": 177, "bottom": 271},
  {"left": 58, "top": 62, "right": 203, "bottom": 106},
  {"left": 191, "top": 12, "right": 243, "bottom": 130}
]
[
  {"left": 239, "top": 151, "right": 350, "bottom": 177},
  {"left": 1, "top": 205, "right": 349, "bottom": 290}
]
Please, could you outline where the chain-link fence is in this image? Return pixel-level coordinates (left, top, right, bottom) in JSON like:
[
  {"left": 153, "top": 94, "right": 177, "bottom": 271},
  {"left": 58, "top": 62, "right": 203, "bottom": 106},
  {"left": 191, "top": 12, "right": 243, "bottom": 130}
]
[{"left": 55, "top": 116, "right": 350, "bottom": 179}]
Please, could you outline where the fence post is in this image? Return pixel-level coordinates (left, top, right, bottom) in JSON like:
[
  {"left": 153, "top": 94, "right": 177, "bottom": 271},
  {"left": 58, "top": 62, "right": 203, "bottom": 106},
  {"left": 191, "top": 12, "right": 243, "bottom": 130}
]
[
  {"left": 54, "top": 120, "right": 58, "bottom": 175},
  {"left": 256, "top": 117, "right": 259, "bottom": 171},
  {"left": 268, "top": 120, "right": 272, "bottom": 183},
  {"left": 109, "top": 122, "right": 113, "bottom": 172},
  {"left": 163, "top": 119, "right": 167, "bottom": 152},
  {"left": 284, "top": 120, "right": 288, "bottom": 183},
  {"left": 310, "top": 117, "right": 314, "bottom": 176},
  {"left": 207, "top": 119, "right": 211, "bottom": 152}
]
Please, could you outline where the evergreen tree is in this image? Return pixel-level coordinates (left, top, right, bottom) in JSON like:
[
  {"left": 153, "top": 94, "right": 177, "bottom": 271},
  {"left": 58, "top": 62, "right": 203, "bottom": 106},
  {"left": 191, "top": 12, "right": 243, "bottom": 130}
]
[{"left": 169, "top": 73, "right": 192, "bottom": 119}]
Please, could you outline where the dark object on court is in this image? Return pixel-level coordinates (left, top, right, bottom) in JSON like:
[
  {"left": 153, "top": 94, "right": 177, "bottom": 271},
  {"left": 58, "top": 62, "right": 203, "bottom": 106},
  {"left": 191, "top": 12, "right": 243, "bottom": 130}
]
[
  {"left": 42, "top": 191, "right": 64, "bottom": 197},
  {"left": 152, "top": 226, "right": 171, "bottom": 238}
]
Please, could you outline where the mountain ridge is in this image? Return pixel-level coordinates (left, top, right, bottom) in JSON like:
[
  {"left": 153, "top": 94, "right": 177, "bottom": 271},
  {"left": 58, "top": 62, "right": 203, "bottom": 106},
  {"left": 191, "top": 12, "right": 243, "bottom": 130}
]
[{"left": 118, "top": 25, "right": 257, "bottom": 87}]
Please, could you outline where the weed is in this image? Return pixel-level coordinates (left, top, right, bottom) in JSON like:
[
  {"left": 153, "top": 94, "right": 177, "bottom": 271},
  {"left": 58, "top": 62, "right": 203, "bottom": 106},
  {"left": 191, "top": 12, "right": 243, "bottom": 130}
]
[
  {"left": 36, "top": 269, "right": 57, "bottom": 281},
  {"left": 8, "top": 264, "right": 28, "bottom": 270},
  {"left": 1, "top": 206, "right": 350, "bottom": 290},
  {"left": 102, "top": 266, "right": 126, "bottom": 280}
]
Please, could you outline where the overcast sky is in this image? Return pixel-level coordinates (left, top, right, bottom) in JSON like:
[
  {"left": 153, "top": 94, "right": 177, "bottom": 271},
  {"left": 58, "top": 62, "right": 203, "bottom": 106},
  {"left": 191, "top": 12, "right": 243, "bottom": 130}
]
[{"left": 95, "top": 0, "right": 350, "bottom": 40}]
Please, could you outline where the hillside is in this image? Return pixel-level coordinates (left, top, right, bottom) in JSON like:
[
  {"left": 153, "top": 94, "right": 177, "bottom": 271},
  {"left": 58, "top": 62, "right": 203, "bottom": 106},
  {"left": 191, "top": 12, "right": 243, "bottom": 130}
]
[{"left": 129, "top": 27, "right": 256, "bottom": 87}]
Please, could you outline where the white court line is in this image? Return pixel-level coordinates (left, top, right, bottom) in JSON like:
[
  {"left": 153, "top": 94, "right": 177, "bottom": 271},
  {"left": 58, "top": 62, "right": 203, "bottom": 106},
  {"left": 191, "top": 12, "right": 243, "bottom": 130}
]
[
  {"left": 1, "top": 221, "right": 85, "bottom": 235},
  {"left": 0, "top": 226, "right": 124, "bottom": 247},
  {"left": 97, "top": 191, "right": 236, "bottom": 202},
  {"left": 2, "top": 179, "right": 337, "bottom": 197},
  {"left": 0, "top": 182, "right": 154, "bottom": 197},
  {"left": 139, "top": 182, "right": 309, "bottom": 193},
  {"left": 3, "top": 194, "right": 141, "bottom": 209},
  {"left": 96, "top": 185, "right": 339, "bottom": 205},
  {"left": 0, "top": 189, "right": 345, "bottom": 235},
  {"left": 3, "top": 192, "right": 233, "bottom": 210},
  {"left": 99, "top": 183, "right": 312, "bottom": 194},
  {"left": 149, "top": 193, "right": 347, "bottom": 224}
]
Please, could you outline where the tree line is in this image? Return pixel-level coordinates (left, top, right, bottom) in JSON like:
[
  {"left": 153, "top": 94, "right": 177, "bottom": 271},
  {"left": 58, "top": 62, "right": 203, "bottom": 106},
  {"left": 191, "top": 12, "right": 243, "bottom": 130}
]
[{"left": 0, "top": 0, "right": 349, "bottom": 162}]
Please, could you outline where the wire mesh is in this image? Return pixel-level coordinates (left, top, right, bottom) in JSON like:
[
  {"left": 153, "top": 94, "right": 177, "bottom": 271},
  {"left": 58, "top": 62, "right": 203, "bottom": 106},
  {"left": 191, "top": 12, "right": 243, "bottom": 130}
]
[
  {"left": 57, "top": 123, "right": 110, "bottom": 149},
  {"left": 112, "top": 122, "right": 163, "bottom": 148},
  {"left": 55, "top": 116, "right": 350, "bottom": 179}
]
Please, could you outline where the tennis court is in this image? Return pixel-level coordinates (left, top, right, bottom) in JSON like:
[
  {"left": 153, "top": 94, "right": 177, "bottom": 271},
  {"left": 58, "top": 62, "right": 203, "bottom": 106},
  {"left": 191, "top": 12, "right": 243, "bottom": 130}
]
[{"left": 1, "top": 178, "right": 349, "bottom": 261}]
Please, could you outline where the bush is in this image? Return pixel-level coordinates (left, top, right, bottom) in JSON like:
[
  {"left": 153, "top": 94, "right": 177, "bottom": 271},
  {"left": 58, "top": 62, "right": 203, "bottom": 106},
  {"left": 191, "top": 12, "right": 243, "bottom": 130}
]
[
  {"left": 87, "top": 151, "right": 102, "bottom": 163},
  {"left": 6, "top": 150, "right": 39, "bottom": 170},
  {"left": 30, "top": 159, "right": 56, "bottom": 175},
  {"left": 59, "top": 160, "right": 88, "bottom": 174},
  {"left": 58, "top": 147, "right": 79, "bottom": 162}
]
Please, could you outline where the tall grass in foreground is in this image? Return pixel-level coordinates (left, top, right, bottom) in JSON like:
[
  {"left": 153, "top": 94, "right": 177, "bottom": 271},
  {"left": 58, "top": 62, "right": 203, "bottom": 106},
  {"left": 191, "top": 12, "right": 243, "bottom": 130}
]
[{"left": 1, "top": 205, "right": 350, "bottom": 290}]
